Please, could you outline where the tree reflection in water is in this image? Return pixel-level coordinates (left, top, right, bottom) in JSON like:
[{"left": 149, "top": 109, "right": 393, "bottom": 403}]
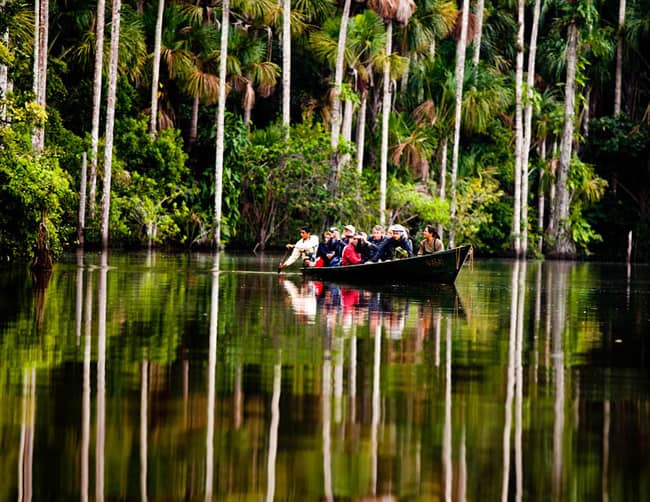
[{"left": 3, "top": 255, "right": 649, "bottom": 500}]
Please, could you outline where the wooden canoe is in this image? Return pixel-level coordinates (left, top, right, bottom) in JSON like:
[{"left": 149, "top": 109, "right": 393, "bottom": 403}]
[{"left": 301, "top": 244, "right": 472, "bottom": 285}]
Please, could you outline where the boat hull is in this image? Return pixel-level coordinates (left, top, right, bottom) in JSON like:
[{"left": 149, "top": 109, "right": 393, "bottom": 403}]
[{"left": 301, "top": 245, "right": 472, "bottom": 284}]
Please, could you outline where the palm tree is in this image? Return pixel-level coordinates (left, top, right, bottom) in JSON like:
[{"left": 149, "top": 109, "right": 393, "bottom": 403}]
[
  {"left": 89, "top": 0, "right": 106, "bottom": 219},
  {"left": 228, "top": 25, "right": 280, "bottom": 126},
  {"left": 521, "top": 0, "right": 542, "bottom": 257},
  {"left": 213, "top": 0, "right": 229, "bottom": 248},
  {"left": 449, "top": 0, "right": 470, "bottom": 248},
  {"left": 282, "top": 0, "right": 290, "bottom": 133},
  {"left": 1, "top": 0, "right": 9, "bottom": 121},
  {"left": 100, "top": 0, "right": 122, "bottom": 249},
  {"left": 549, "top": 17, "right": 578, "bottom": 258},
  {"left": 149, "top": 0, "right": 165, "bottom": 138},
  {"left": 330, "top": 0, "right": 352, "bottom": 154},
  {"left": 512, "top": 0, "right": 525, "bottom": 257},
  {"left": 368, "top": 0, "right": 416, "bottom": 225},
  {"left": 472, "top": 0, "right": 484, "bottom": 66},
  {"left": 1, "top": 0, "right": 33, "bottom": 122},
  {"left": 32, "top": 0, "right": 48, "bottom": 152},
  {"left": 614, "top": 0, "right": 626, "bottom": 114}
]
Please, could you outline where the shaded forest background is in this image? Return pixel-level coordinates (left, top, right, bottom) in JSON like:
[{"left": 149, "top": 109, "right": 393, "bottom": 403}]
[{"left": 1, "top": 0, "right": 650, "bottom": 262}]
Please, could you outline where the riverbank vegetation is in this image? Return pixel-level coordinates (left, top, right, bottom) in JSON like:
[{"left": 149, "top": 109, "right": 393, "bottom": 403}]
[{"left": 1, "top": 0, "right": 649, "bottom": 262}]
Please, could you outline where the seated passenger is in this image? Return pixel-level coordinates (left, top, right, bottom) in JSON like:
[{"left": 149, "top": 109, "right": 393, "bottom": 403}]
[
  {"left": 367, "top": 224, "right": 389, "bottom": 260},
  {"left": 341, "top": 225, "right": 356, "bottom": 246},
  {"left": 327, "top": 227, "right": 344, "bottom": 266},
  {"left": 370, "top": 224, "right": 413, "bottom": 262},
  {"left": 341, "top": 235, "right": 363, "bottom": 266},
  {"left": 417, "top": 224, "right": 445, "bottom": 255},
  {"left": 354, "top": 232, "right": 373, "bottom": 263},
  {"left": 316, "top": 230, "right": 338, "bottom": 267}
]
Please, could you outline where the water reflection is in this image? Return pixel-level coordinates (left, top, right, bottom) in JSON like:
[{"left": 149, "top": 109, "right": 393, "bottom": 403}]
[{"left": 0, "top": 254, "right": 649, "bottom": 499}]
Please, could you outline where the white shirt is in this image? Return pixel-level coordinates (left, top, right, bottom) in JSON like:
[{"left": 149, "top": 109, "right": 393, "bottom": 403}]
[{"left": 283, "top": 234, "right": 319, "bottom": 267}]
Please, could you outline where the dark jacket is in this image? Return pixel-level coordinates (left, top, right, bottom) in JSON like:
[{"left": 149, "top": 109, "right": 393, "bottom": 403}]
[{"left": 370, "top": 235, "right": 414, "bottom": 262}]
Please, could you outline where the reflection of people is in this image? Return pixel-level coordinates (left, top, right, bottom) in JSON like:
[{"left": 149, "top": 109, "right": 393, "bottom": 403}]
[
  {"left": 279, "top": 226, "right": 319, "bottom": 270},
  {"left": 280, "top": 278, "right": 317, "bottom": 321},
  {"left": 417, "top": 224, "right": 444, "bottom": 255}
]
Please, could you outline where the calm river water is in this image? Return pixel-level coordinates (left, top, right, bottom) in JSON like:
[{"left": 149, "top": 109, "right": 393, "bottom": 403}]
[{"left": 0, "top": 251, "right": 648, "bottom": 500}]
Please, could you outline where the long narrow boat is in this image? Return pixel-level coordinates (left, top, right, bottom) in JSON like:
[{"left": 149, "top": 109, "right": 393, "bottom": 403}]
[{"left": 301, "top": 244, "right": 472, "bottom": 285}]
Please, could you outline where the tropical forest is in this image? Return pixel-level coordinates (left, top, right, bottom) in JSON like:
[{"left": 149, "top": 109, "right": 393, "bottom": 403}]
[{"left": 1, "top": 0, "right": 650, "bottom": 262}]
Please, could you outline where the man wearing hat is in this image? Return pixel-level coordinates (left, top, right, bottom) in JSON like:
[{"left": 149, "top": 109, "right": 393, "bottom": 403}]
[
  {"left": 342, "top": 225, "right": 356, "bottom": 244},
  {"left": 369, "top": 224, "right": 413, "bottom": 262}
]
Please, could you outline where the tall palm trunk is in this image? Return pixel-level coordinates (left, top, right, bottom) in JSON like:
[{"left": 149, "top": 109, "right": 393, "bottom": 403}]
[
  {"left": 512, "top": 0, "right": 525, "bottom": 257},
  {"left": 355, "top": 90, "right": 368, "bottom": 174},
  {"left": 88, "top": 0, "right": 106, "bottom": 219},
  {"left": 0, "top": 0, "right": 8, "bottom": 122},
  {"left": 100, "top": 0, "right": 122, "bottom": 249},
  {"left": 549, "top": 20, "right": 578, "bottom": 258},
  {"left": 281, "top": 0, "right": 290, "bottom": 134},
  {"left": 472, "top": 0, "right": 484, "bottom": 66},
  {"left": 149, "top": 0, "right": 165, "bottom": 138},
  {"left": 330, "top": 0, "right": 352, "bottom": 151},
  {"left": 537, "top": 139, "right": 546, "bottom": 253},
  {"left": 438, "top": 137, "right": 448, "bottom": 239},
  {"left": 213, "top": 0, "right": 229, "bottom": 248},
  {"left": 449, "top": 0, "right": 470, "bottom": 248},
  {"left": 614, "top": 0, "right": 626, "bottom": 115},
  {"left": 189, "top": 95, "right": 199, "bottom": 148},
  {"left": 521, "top": 0, "right": 542, "bottom": 257},
  {"left": 89, "top": 0, "right": 106, "bottom": 219},
  {"left": 32, "top": 0, "right": 48, "bottom": 152},
  {"left": 378, "top": 20, "right": 393, "bottom": 225},
  {"left": 342, "top": 96, "right": 354, "bottom": 143}
]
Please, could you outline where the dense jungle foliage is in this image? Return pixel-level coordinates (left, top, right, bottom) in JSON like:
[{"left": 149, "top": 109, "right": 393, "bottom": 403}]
[{"left": 1, "top": 0, "right": 650, "bottom": 261}]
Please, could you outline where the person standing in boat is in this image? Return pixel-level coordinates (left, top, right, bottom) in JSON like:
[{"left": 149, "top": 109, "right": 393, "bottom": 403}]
[
  {"left": 417, "top": 224, "right": 445, "bottom": 255},
  {"left": 279, "top": 226, "right": 319, "bottom": 269},
  {"left": 370, "top": 225, "right": 413, "bottom": 261}
]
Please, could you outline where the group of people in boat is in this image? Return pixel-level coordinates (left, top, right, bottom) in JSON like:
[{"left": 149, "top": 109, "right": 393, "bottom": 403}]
[{"left": 278, "top": 223, "right": 445, "bottom": 270}]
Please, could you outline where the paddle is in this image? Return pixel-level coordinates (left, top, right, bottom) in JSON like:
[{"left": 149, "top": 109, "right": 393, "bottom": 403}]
[{"left": 277, "top": 247, "right": 290, "bottom": 273}]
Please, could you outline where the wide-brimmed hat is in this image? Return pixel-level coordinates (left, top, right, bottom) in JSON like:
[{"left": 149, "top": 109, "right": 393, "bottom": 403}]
[
  {"left": 389, "top": 224, "right": 406, "bottom": 234},
  {"left": 344, "top": 225, "right": 355, "bottom": 233}
]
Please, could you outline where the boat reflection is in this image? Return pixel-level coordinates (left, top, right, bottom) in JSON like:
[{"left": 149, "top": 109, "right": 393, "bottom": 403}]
[{"left": 281, "top": 277, "right": 465, "bottom": 334}]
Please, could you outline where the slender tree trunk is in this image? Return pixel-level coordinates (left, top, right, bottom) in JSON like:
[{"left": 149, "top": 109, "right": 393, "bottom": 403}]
[
  {"left": 243, "top": 101, "right": 251, "bottom": 126},
  {"left": 0, "top": 0, "right": 8, "bottom": 122},
  {"left": 512, "top": 0, "right": 525, "bottom": 257},
  {"left": 100, "top": 0, "right": 122, "bottom": 249},
  {"left": 149, "top": 0, "right": 165, "bottom": 138},
  {"left": 582, "top": 86, "right": 590, "bottom": 141},
  {"left": 378, "top": 20, "right": 393, "bottom": 226},
  {"left": 614, "top": 0, "right": 626, "bottom": 115},
  {"left": 342, "top": 96, "right": 353, "bottom": 143},
  {"left": 78, "top": 152, "right": 87, "bottom": 247},
  {"left": 89, "top": 0, "right": 106, "bottom": 219},
  {"left": 213, "top": 0, "right": 229, "bottom": 248},
  {"left": 449, "top": 0, "right": 470, "bottom": 248},
  {"left": 472, "top": 0, "right": 485, "bottom": 66},
  {"left": 550, "top": 20, "right": 578, "bottom": 258},
  {"left": 522, "top": 0, "right": 542, "bottom": 258},
  {"left": 330, "top": 0, "right": 352, "bottom": 150},
  {"left": 355, "top": 91, "right": 367, "bottom": 174},
  {"left": 281, "top": 0, "right": 290, "bottom": 134},
  {"left": 537, "top": 139, "right": 546, "bottom": 253},
  {"left": 32, "top": 0, "right": 48, "bottom": 152},
  {"left": 439, "top": 136, "right": 448, "bottom": 239},
  {"left": 547, "top": 139, "right": 557, "bottom": 236},
  {"left": 189, "top": 95, "right": 199, "bottom": 148},
  {"left": 440, "top": 137, "right": 448, "bottom": 199}
]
